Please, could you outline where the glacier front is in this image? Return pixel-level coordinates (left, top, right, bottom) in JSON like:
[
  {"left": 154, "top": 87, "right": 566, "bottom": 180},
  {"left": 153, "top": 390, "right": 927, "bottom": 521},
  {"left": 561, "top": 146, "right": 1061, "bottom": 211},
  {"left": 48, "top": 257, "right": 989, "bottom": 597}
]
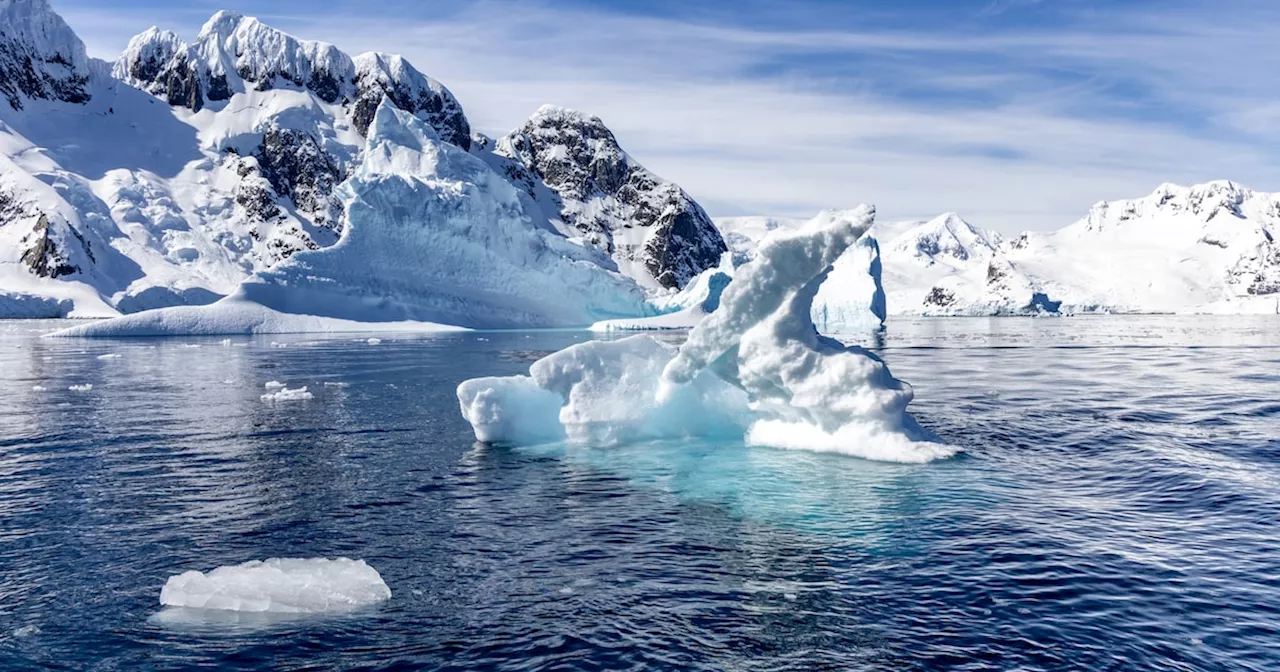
[
  {"left": 458, "top": 205, "right": 954, "bottom": 463},
  {"left": 54, "top": 103, "right": 650, "bottom": 336}
]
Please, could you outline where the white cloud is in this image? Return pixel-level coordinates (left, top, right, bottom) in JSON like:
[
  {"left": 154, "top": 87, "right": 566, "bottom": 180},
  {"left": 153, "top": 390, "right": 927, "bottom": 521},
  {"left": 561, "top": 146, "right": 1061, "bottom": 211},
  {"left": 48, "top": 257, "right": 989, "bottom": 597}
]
[{"left": 55, "top": 0, "right": 1280, "bottom": 233}]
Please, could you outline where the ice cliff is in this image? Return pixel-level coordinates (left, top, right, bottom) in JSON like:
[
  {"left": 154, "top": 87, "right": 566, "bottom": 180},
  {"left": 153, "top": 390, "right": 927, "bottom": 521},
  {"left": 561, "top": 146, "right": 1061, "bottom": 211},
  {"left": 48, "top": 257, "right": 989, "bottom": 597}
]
[{"left": 54, "top": 103, "right": 650, "bottom": 336}]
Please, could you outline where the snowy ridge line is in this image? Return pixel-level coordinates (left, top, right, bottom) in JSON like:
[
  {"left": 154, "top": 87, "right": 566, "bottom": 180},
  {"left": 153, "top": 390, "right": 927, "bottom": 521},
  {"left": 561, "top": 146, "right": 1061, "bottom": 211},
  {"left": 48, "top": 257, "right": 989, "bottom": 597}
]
[{"left": 717, "top": 180, "right": 1280, "bottom": 316}]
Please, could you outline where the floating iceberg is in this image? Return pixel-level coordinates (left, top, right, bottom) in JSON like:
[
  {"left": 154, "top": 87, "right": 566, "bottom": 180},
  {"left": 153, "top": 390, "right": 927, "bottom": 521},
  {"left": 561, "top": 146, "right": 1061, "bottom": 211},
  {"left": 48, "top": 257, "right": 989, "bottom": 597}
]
[
  {"left": 159, "top": 558, "right": 390, "bottom": 615},
  {"left": 261, "top": 386, "right": 313, "bottom": 402},
  {"left": 459, "top": 206, "right": 955, "bottom": 463}
]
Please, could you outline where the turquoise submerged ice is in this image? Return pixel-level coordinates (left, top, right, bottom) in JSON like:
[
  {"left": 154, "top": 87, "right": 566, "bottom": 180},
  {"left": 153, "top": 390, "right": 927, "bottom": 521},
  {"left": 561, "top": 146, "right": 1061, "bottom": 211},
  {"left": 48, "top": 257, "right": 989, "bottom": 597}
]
[{"left": 457, "top": 206, "right": 955, "bottom": 463}]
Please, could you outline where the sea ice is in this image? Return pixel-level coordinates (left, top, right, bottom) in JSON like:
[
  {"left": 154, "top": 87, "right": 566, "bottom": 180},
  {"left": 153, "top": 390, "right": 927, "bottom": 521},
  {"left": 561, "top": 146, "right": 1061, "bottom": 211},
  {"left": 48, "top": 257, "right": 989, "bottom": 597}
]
[
  {"left": 68, "top": 384, "right": 92, "bottom": 392},
  {"left": 366, "top": 338, "right": 382, "bottom": 345},
  {"left": 31, "top": 385, "right": 46, "bottom": 391},
  {"left": 458, "top": 205, "right": 955, "bottom": 463},
  {"left": 260, "top": 386, "right": 313, "bottom": 402},
  {"left": 96, "top": 353, "right": 122, "bottom": 360},
  {"left": 263, "top": 380, "right": 286, "bottom": 389},
  {"left": 159, "top": 558, "right": 390, "bottom": 614}
]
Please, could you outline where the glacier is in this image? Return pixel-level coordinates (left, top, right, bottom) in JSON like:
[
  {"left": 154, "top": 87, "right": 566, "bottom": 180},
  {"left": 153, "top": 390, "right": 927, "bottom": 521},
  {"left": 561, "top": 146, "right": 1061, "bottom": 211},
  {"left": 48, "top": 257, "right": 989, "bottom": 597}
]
[
  {"left": 458, "top": 205, "right": 955, "bottom": 463},
  {"left": 53, "top": 104, "right": 650, "bottom": 336},
  {"left": 158, "top": 557, "right": 390, "bottom": 615},
  {"left": 1, "top": 1, "right": 727, "bottom": 326}
]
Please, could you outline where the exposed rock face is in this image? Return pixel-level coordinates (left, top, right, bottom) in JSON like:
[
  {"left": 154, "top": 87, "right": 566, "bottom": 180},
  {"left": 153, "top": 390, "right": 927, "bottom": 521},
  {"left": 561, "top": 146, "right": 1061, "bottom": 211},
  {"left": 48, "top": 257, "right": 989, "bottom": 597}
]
[
  {"left": 0, "top": 0, "right": 92, "bottom": 109},
  {"left": 256, "top": 127, "right": 343, "bottom": 231},
  {"left": 114, "top": 12, "right": 471, "bottom": 149},
  {"left": 923, "top": 286, "right": 956, "bottom": 308},
  {"left": 351, "top": 53, "right": 470, "bottom": 149},
  {"left": 495, "top": 105, "right": 726, "bottom": 289},
  {"left": 21, "top": 214, "right": 80, "bottom": 277},
  {"left": 116, "top": 28, "right": 202, "bottom": 111},
  {"left": 229, "top": 155, "right": 317, "bottom": 264}
]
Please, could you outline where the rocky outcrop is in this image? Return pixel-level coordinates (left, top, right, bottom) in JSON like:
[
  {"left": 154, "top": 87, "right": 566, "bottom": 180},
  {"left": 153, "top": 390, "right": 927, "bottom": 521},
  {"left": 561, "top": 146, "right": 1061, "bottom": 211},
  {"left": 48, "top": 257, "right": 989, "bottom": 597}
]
[
  {"left": 256, "top": 127, "right": 343, "bottom": 230},
  {"left": 351, "top": 53, "right": 470, "bottom": 149},
  {"left": 21, "top": 214, "right": 81, "bottom": 277},
  {"left": 495, "top": 105, "right": 726, "bottom": 289}
]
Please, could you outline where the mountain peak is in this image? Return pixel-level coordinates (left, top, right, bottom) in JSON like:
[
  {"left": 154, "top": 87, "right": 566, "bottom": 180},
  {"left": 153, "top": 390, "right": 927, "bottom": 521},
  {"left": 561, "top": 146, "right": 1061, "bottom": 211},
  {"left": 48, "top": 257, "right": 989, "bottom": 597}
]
[
  {"left": 0, "top": 0, "right": 92, "bottom": 109},
  {"left": 115, "top": 10, "right": 471, "bottom": 148},
  {"left": 196, "top": 9, "right": 247, "bottom": 40}
]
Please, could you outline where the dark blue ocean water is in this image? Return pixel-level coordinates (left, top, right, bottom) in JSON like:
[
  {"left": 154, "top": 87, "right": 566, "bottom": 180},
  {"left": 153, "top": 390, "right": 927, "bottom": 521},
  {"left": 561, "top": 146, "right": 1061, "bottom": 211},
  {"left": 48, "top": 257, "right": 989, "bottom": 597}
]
[{"left": 1, "top": 317, "right": 1278, "bottom": 671}]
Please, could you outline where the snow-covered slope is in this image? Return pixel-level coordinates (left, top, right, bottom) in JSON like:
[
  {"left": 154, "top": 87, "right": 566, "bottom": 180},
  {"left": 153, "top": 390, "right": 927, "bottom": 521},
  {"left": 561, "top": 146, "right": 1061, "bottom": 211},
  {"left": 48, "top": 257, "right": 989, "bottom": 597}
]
[
  {"left": 54, "top": 103, "right": 650, "bottom": 336},
  {"left": 1, "top": 1, "right": 724, "bottom": 322},
  {"left": 722, "top": 182, "right": 1280, "bottom": 316},
  {"left": 477, "top": 105, "right": 727, "bottom": 289},
  {"left": 1006, "top": 181, "right": 1280, "bottom": 314}
]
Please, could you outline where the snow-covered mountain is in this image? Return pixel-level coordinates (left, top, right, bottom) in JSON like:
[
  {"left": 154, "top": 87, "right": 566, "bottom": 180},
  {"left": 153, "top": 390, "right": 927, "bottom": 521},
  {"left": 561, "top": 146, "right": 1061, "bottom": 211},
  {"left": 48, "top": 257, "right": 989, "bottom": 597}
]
[
  {"left": 720, "top": 182, "right": 1280, "bottom": 316},
  {"left": 476, "top": 105, "right": 727, "bottom": 289},
  {"left": 0, "top": 0, "right": 726, "bottom": 319}
]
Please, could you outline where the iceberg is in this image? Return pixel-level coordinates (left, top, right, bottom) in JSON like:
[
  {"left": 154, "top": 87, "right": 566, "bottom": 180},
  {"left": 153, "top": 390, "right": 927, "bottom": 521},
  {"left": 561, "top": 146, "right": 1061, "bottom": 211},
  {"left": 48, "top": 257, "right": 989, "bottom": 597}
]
[
  {"left": 458, "top": 205, "right": 955, "bottom": 463},
  {"left": 158, "top": 558, "right": 390, "bottom": 615},
  {"left": 260, "top": 385, "right": 313, "bottom": 402}
]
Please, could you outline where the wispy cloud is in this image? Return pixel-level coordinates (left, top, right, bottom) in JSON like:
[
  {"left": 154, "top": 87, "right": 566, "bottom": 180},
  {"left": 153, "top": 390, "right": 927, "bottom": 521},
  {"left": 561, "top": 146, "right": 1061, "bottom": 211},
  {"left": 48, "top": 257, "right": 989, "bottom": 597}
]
[{"left": 54, "top": 0, "right": 1280, "bottom": 232}]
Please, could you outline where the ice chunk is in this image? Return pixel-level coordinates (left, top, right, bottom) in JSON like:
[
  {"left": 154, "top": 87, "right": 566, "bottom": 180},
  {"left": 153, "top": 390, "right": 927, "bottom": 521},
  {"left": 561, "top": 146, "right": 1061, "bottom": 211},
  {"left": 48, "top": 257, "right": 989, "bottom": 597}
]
[
  {"left": 31, "top": 385, "right": 46, "bottom": 391},
  {"left": 96, "top": 353, "right": 122, "bottom": 360},
  {"left": 261, "top": 386, "right": 313, "bottom": 402},
  {"left": 458, "top": 205, "right": 954, "bottom": 463},
  {"left": 68, "top": 384, "right": 92, "bottom": 392},
  {"left": 263, "top": 380, "right": 286, "bottom": 389},
  {"left": 366, "top": 338, "right": 382, "bottom": 345},
  {"left": 459, "top": 336, "right": 748, "bottom": 446},
  {"left": 159, "top": 558, "right": 390, "bottom": 614}
]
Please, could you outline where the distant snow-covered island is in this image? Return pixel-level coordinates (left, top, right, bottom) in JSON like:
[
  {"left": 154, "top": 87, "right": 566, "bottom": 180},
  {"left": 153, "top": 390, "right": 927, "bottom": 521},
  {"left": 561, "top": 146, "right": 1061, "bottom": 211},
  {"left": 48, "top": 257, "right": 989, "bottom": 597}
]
[{"left": 1, "top": 0, "right": 1277, "bottom": 333}]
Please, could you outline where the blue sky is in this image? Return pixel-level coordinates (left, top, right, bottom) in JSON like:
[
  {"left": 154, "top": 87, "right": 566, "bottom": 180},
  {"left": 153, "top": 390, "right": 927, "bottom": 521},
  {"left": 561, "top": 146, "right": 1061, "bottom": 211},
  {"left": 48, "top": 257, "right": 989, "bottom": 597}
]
[{"left": 54, "top": 0, "right": 1280, "bottom": 232}]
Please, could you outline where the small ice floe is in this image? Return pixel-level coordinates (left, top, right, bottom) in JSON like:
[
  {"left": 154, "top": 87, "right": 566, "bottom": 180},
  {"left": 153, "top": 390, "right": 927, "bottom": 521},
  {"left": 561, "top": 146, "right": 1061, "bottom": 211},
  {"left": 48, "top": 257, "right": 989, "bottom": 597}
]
[
  {"left": 181, "top": 344, "right": 201, "bottom": 349},
  {"left": 96, "top": 353, "right": 122, "bottom": 360},
  {"left": 261, "top": 386, "right": 313, "bottom": 402},
  {"left": 157, "top": 558, "right": 390, "bottom": 622},
  {"left": 269, "top": 341, "right": 288, "bottom": 349},
  {"left": 220, "top": 339, "right": 232, "bottom": 347},
  {"left": 222, "top": 379, "right": 235, "bottom": 385},
  {"left": 31, "top": 385, "right": 46, "bottom": 392},
  {"left": 12, "top": 625, "right": 40, "bottom": 637},
  {"left": 323, "top": 382, "right": 349, "bottom": 388},
  {"left": 263, "top": 381, "right": 286, "bottom": 389},
  {"left": 366, "top": 338, "right": 382, "bottom": 345},
  {"left": 68, "top": 384, "right": 93, "bottom": 392}
]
